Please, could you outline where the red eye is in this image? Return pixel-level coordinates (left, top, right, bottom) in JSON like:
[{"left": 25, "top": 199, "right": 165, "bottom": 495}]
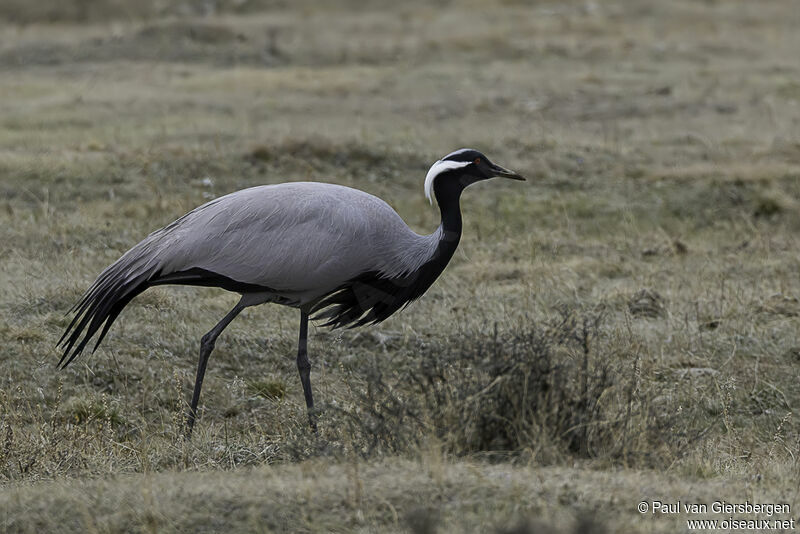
[{"left": 474, "top": 158, "right": 481, "bottom": 165}]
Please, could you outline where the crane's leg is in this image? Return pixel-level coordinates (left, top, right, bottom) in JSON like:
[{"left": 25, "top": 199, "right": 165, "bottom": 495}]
[
  {"left": 297, "top": 310, "right": 316, "bottom": 431},
  {"left": 185, "top": 300, "right": 246, "bottom": 438}
]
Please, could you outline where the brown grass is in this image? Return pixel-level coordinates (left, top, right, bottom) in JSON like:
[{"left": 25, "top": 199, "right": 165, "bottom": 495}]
[{"left": 2, "top": 0, "right": 800, "bottom": 532}]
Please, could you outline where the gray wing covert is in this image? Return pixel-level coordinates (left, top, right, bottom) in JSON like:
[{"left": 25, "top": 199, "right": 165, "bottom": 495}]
[{"left": 152, "top": 183, "right": 395, "bottom": 297}]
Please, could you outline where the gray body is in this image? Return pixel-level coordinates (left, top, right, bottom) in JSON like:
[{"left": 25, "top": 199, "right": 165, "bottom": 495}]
[
  {"left": 58, "top": 148, "right": 525, "bottom": 435},
  {"left": 113, "top": 182, "right": 439, "bottom": 307}
]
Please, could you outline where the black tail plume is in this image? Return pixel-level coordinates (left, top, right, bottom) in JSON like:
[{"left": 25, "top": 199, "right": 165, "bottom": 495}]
[{"left": 58, "top": 269, "right": 152, "bottom": 369}]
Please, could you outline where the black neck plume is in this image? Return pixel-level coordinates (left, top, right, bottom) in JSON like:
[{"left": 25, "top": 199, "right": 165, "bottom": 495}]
[{"left": 309, "top": 174, "right": 467, "bottom": 329}]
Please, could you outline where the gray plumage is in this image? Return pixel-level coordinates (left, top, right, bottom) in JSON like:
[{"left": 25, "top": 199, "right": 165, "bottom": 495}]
[
  {"left": 58, "top": 148, "right": 525, "bottom": 435},
  {"left": 96, "top": 182, "right": 438, "bottom": 304}
]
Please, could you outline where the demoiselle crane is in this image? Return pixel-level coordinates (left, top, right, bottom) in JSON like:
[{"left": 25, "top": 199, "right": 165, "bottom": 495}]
[{"left": 58, "top": 148, "right": 525, "bottom": 436}]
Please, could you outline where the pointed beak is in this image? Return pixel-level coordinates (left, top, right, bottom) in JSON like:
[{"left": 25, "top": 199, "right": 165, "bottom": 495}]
[{"left": 490, "top": 163, "right": 526, "bottom": 181}]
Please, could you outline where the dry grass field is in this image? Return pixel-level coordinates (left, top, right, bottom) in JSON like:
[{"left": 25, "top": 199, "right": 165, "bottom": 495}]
[{"left": 2, "top": 1, "right": 800, "bottom": 532}]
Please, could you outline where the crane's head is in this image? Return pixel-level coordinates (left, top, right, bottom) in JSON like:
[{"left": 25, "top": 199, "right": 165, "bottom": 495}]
[{"left": 424, "top": 148, "right": 525, "bottom": 205}]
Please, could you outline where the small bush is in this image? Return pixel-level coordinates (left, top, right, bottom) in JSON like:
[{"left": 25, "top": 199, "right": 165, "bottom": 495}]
[
  {"left": 246, "top": 379, "right": 286, "bottom": 400},
  {"left": 319, "top": 308, "right": 701, "bottom": 467},
  {"left": 60, "top": 395, "right": 123, "bottom": 427},
  {"left": 628, "top": 289, "right": 666, "bottom": 319},
  {"left": 413, "top": 310, "right": 623, "bottom": 460}
]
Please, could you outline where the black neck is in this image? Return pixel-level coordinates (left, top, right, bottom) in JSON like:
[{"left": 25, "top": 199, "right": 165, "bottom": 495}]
[{"left": 433, "top": 179, "right": 463, "bottom": 261}]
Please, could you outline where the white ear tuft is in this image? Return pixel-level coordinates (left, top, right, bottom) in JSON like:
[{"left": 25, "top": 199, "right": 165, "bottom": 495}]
[{"left": 424, "top": 159, "right": 471, "bottom": 205}]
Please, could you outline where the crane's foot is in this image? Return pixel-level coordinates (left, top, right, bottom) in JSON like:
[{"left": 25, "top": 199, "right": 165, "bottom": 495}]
[
  {"left": 184, "top": 410, "right": 197, "bottom": 440},
  {"left": 308, "top": 409, "right": 318, "bottom": 433}
]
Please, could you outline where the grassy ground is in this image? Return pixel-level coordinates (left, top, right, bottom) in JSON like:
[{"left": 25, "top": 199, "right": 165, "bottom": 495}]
[{"left": 2, "top": 1, "right": 800, "bottom": 532}]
